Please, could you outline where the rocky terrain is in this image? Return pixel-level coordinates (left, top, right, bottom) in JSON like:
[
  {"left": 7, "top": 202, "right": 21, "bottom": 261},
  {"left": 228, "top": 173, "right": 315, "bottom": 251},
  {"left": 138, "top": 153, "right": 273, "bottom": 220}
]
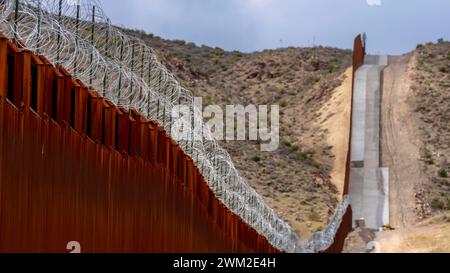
[
  {"left": 124, "top": 28, "right": 353, "bottom": 236},
  {"left": 410, "top": 42, "right": 450, "bottom": 215}
]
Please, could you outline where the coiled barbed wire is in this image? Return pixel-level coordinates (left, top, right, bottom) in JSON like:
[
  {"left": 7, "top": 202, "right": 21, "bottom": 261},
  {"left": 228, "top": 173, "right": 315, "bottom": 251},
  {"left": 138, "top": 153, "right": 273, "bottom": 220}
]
[{"left": 0, "top": 0, "right": 350, "bottom": 253}]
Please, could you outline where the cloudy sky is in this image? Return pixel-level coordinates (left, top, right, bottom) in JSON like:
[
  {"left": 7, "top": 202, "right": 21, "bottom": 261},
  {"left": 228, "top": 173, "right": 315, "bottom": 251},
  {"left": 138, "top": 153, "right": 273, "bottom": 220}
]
[{"left": 98, "top": 0, "right": 450, "bottom": 54}]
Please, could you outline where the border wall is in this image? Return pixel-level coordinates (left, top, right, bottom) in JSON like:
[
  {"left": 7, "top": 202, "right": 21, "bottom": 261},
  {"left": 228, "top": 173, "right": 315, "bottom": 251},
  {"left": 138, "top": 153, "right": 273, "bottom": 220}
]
[{"left": 0, "top": 35, "right": 279, "bottom": 253}]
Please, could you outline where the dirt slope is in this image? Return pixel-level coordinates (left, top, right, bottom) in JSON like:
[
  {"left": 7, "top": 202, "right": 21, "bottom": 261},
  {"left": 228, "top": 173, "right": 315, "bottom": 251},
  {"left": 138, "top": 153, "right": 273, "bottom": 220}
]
[
  {"left": 381, "top": 54, "right": 429, "bottom": 228},
  {"left": 377, "top": 213, "right": 450, "bottom": 253},
  {"left": 320, "top": 68, "right": 352, "bottom": 198}
]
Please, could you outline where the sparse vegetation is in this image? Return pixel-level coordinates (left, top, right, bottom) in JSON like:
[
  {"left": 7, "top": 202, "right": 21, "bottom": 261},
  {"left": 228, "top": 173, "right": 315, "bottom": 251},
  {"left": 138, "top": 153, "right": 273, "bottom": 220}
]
[
  {"left": 431, "top": 198, "right": 445, "bottom": 210},
  {"left": 298, "top": 152, "right": 308, "bottom": 160},
  {"left": 309, "top": 209, "right": 321, "bottom": 222},
  {"left": 309, "top": 158, "right": 321, "bottom": 169},
  {"left": 288, "top": 145, "right": 299, "bottom": 153},
  {"left": 438, "top": 65, "right": 448, "bottom": 73},
  {"left": 282, "top": 139, "right": 292, "bottom": 147},
  {"left": 435, "top": 178, "right": 450, "bottom": 187},
  {"left": 438, "top": 169, "right": 448, "bottom": 178},
  {"left": 426, "top": 159, "right": 435, "bottom": 165},
  {"left": 250, "top": 155, "right": 261, "bottom": 162}
]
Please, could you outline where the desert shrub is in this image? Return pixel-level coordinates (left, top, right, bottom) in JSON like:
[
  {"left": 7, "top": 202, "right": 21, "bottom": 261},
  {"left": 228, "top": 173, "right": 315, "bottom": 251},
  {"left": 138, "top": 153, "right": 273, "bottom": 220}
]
[
  {"left": 310, "top": 159, "right": 321, "bottom": 169},
  {"left": 173, "top": 39, "right": 186, "bottom": 46},
  {"left": 438, "top": 65, "right": 448, "bottom": 73},
  {"left": 279, "top": 100, "right": 288, "bottom": 108},
  {"left": 297, "top": 152, "right": 308, "bottom": 160},
  {"left": 282, "top": 140, "right": 291, "bottom": 147},
  {"left": 438, "top": 169, "right": 448, "bottom": 178},
  {"left": 250, "top": 155, "right": 261, "bottom": 162},
  {"left": 182, "top": 55, "right": 191, "bottom": 63},
  {"left": 289, "top": 145, "right": 299, "bottom": 153},
  {"left": 309, "top": 210, "right": 321, "bottom": 221},
  {"left": 431, "top": 198, "right": 445, "bottom": 210},
  {"left": 298, "top": 153, "right": 320, "bottom": 168},
  {"left": 305, "top": 75, "right": 320, "bottom": 85},
  {"left": 232, "top": 51, "right": 243, "bottom": 58},
  {"left": 437, "top": 179, "right": 449, "bottom": 186}
]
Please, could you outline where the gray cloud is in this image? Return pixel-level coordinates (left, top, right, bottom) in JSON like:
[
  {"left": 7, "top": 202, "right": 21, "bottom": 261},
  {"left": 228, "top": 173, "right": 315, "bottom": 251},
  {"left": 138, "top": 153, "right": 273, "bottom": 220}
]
[{"left": 99, "top": 0, "right": 450, "bottom": 54}]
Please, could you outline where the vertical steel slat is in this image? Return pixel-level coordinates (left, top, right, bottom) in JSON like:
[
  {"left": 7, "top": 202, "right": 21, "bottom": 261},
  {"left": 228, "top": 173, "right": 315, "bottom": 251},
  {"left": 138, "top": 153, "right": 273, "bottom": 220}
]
[
  {"left": 30, "top": 55, "right": 45, "bottom": 115},
  {"left": 0, "top": 36, "right": 8, "bottom": 98},
  {"left": 12, "top": 48, "right": 23, "bottom": 107}
]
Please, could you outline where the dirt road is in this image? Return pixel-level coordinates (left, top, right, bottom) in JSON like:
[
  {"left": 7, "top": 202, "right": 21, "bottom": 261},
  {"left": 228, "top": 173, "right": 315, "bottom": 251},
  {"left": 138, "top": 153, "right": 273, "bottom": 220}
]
[{"left": 380, "top": 54, "right": 425, "bottom": 229}]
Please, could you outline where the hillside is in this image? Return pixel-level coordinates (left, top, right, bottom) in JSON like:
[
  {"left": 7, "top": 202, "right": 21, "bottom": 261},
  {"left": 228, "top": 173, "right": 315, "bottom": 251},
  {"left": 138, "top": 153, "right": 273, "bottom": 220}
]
[
  {"left": 411, "top": 42, "right": 450, "bottom": 215},
  {"left": 385, "top": 42, "right": 450, "bottom": 222},
  {"left": 124, "top": 29, "right": 353, "bottom": 236}
]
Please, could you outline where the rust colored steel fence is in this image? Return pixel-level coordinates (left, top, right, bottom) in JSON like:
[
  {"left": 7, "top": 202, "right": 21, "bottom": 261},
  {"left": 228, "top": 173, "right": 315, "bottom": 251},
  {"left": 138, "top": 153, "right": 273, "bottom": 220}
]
[
  {"left": 0, "top": 35, "right": 278, "bottom": 253},
  {"left": 323, "top": 34, "right": 365, "bottom": 253}
]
